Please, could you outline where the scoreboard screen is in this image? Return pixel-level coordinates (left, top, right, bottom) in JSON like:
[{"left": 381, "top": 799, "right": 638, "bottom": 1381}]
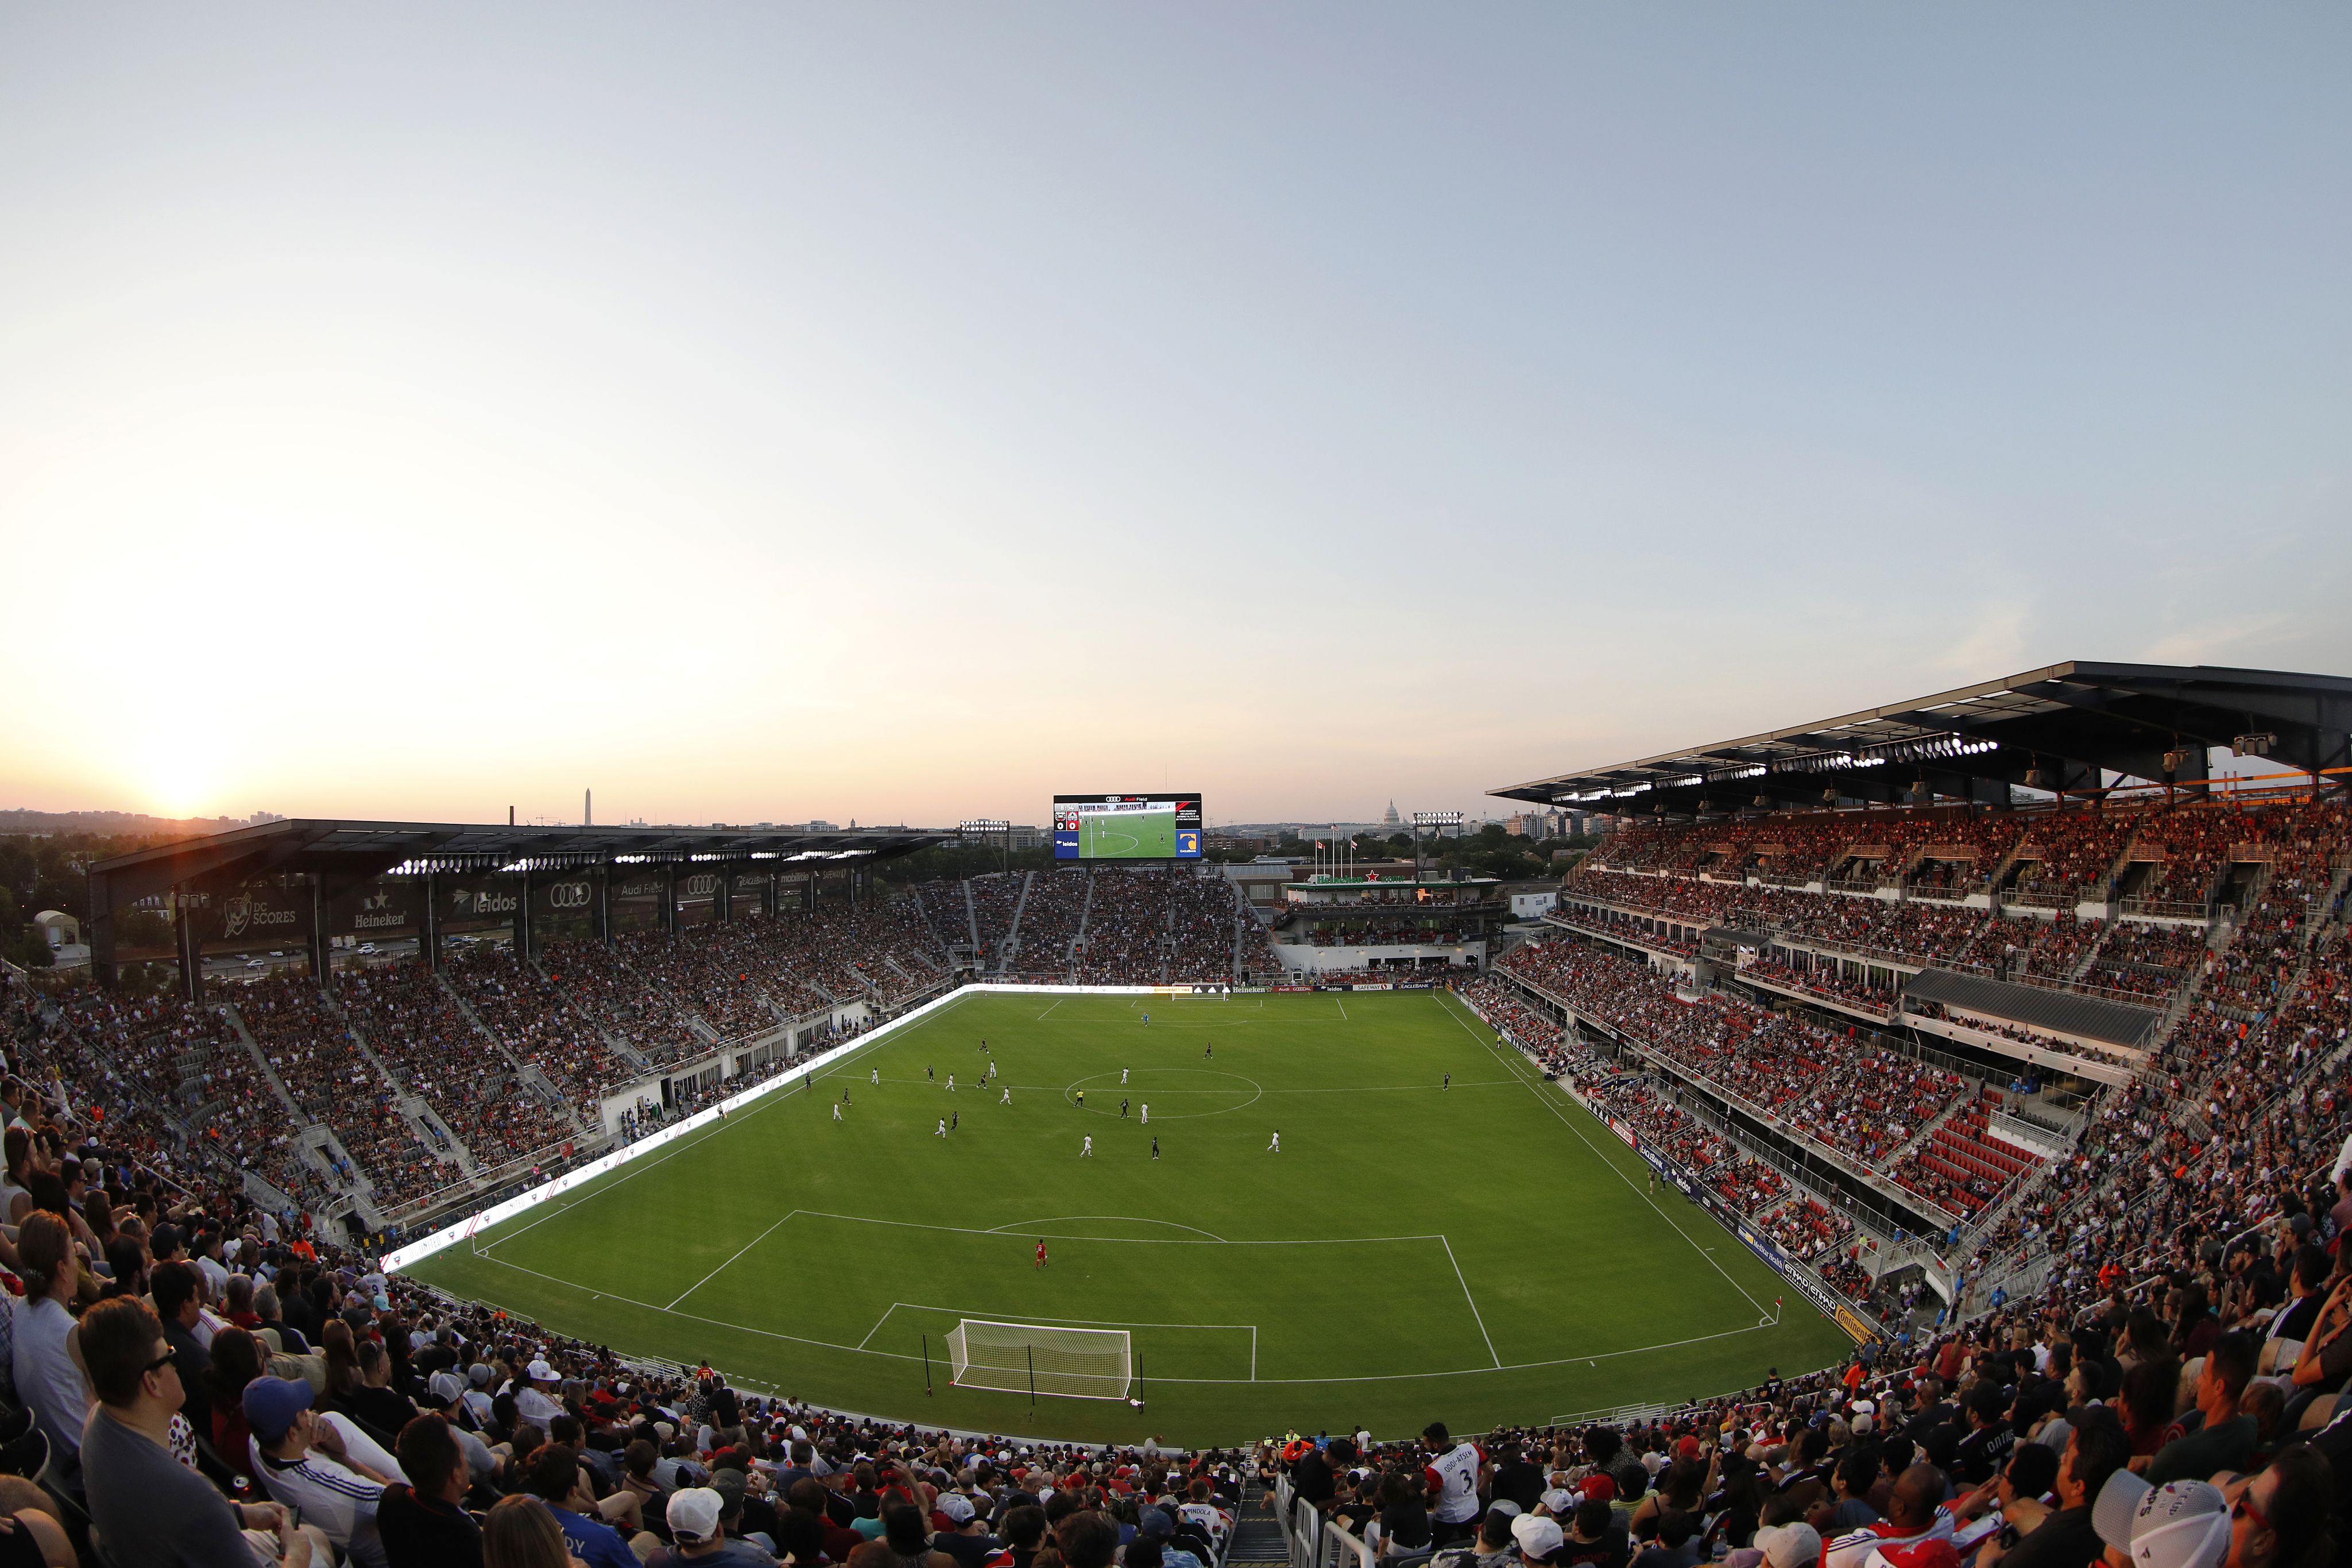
[{"left": 1053, "top": 795, "right": 1204, "bottom": 861}]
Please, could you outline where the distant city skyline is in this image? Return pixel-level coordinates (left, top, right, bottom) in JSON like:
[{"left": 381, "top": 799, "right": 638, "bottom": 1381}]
[{"left": 4, "top": 7, "right": 2346, "bottom": 827}]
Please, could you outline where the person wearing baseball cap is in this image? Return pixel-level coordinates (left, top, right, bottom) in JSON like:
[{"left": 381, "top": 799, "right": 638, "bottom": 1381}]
[
  {"left": 666, "top": 1486, "right": 733, "bottom": 1558},
  {"left": 246, "top": 1375, "right": 397, "bottom": 1568},
  {"left": 518, "top": 1356, "right": 566, "bottom": 1426},
  {"left": 1514, "top": 1513, "right": 1568, "bottom": 1567},
  {"left": 2092, "top": 1471, "right": 2230, "bottom": 1568},
  {"left": 1434, "top": 1503, "right": 1523, "bottom": 1568},
  {"left": 1755, "top": 1522, "right": 1823, "bottom": 1568}
]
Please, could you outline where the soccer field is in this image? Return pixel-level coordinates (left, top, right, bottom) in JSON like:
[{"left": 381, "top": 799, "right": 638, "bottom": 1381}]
[
  {"left": 404, "top": 990, "right": 1850, "bottom": 1445},
  {"left": 1078, "top": 809, "right": 1178, "bottom": 858}
]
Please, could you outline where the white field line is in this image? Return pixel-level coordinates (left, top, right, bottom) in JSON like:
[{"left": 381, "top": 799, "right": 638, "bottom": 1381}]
[
  {"left": 1438, "top": 1234, "right": 1502, "bottom": 1368},
  {"left": 473, "top": 999, "right": 972, "bottom": 1259},
  {"left": 668, "top": 1210, "right": 799, "bottom": 1309},
  {"left": 1435, "top": 992, "right": 1770, "bottom": 1316},
  {"left": 981, "top": 1215, "right": 1228, "bottom": 1241},
  {"left": 1038, "top": 999, "right": 1063, "bottom": 1020},
  {"left": 790, "top": 1209, "right": 1446, "bottom": 1248},
  {"left": 461, "top": 1246, "right": 1770, "bottom": 1385},
  {"left": 1336, "top": 998, "right": 1348, "bottom": 1021}
]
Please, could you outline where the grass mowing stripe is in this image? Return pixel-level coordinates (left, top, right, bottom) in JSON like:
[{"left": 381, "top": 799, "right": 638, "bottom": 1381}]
[{"left": 1436, "top": 990, "right": 1771, "bottom": 1317}]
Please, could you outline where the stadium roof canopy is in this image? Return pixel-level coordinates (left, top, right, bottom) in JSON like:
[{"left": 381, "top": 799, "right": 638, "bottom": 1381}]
[
  {"left": 1492, "top": 661, "right": 2352, "bottom": 816},
  {"left": 87, "top": 818, "right": 951, "bottom": 908}
]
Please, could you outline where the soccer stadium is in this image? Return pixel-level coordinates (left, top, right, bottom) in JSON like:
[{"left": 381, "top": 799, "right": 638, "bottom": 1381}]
[
  {"left": 7, "top": 13, "right": 2350, "bottom": 1568},
  {"left": 6, "top": 657, "right": 2352, "bottom": 1568}
]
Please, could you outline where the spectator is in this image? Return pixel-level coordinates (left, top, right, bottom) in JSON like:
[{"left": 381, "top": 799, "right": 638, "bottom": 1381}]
[
  {"left": 379, "top": 1414, "right": 486, "bottom": 1568},
  {"left": 9, "top": 1213, "right": 86, "bottom": 1491},
  {"left": 80, "top": 1295, "right": 314, "bottom": 1567}
]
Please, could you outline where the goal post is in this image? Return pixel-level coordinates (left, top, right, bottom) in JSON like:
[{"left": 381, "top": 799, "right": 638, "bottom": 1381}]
[{"left": 945, "top": 1319, "right": 1133, "bottom": 1400}]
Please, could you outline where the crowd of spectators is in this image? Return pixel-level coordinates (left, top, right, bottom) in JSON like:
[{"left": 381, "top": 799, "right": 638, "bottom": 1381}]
[
  {"left": 1009, "top": 872, "right": 1089, "bottom": 978},
  {"left": 1498, "top": 939, "right": 1963, "bottom": 1171},
  {"left": 337, "top": 961, "right": 576, "bottom": 1184}
]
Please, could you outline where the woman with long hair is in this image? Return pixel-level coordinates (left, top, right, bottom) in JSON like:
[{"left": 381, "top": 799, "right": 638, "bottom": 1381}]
[
  {"left": 320, "top": 1317, "right": 362, "bottom": 1401},
  {"left": 481, "top": 1494, "right": 579, "bottom": 1568},
  {"left": 205, "top": 1327, "right": 268, "bottom": 1480}
]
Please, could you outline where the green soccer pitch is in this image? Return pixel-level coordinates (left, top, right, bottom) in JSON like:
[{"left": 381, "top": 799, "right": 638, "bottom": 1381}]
[
  {"left": 404, "top": 990, "right": 1852, "bottom": 1445},
  {"left": 1078, "top": 809, "right": 1178, "bottom": 859}
]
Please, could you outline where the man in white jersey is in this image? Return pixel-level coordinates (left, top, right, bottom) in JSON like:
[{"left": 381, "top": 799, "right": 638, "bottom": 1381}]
[
  {"left": 1081, "top": 1136, "right": 1093, "bottom": 1157},
  {"left": 947, "top": 1074, "right": 954, "bottom": 1093},
  {"left": 832, "top": 1103, "right": 843, "bottom": 1122},
  {"left": 871, "top": 1068, "right": 878, "bottom": 1085},
  {"left": 1421, "top": 1423, "right": 1487, "bottom": 1548},
  {"left": 1000, "top": 1086, "right": 1012, "bottom": 1105},
  {"left": 1140, "top": 1105, "right": 1150, "bottom": 1125},
  {"left": 1121, "top": 1068, "right": 1129, "bottom": 1085},
  {"left": 1267, "top": 1130, "right": 1280, "bottom": 1153},
  {"left": 936, "top": 1119, "right": 947, "bottom": 1138}
]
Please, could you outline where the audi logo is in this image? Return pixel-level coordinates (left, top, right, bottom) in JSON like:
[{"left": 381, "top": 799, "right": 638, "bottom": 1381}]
[
  {"left": 546, "top": 882, "right": 591, "bottom": 909},
  {"left": 684, "top": 875, "right": 719, "bottom": 896}
]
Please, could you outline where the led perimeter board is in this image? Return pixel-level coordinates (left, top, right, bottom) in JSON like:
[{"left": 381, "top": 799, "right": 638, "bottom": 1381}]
[{"left": 1053, "top": 795, "right": 1202, "bottom": 861}]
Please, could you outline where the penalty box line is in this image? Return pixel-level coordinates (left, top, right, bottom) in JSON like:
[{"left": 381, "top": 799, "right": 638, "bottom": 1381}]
[
  {"left": 459, "top": 1248, "right": 1776, "bottom": 1385},
  {"left": 862, "top": 1302, "right": 1259, "bottom": 1380},
  {"left": 662, "top": 1210, "right": 1491, "bottom": 1377}
]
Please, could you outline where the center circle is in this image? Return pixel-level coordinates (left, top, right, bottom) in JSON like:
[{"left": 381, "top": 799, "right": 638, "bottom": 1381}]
[{"left": 1062, "top": 1068, "right": 1263, "bottom": 1120}]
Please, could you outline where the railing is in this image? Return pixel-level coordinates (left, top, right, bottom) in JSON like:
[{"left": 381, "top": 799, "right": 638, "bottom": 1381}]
[
  {"left": 380, "top": 1131, "right": 609, "bottom": 1229},
  {"left": 1276, "top": 1478, "right": 1374, "bottom": 1568},
  {"left": 1824, "top": 878, "right": 1883, "bottom": 897},
  {"left": 2117, "top": 896, "right": 2211, "bottom": 922}
]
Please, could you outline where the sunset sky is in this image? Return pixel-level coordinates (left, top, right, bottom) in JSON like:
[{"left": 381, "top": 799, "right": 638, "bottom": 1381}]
[{"left": 3, "top": 7, "right": 2346, "bottom": 830}]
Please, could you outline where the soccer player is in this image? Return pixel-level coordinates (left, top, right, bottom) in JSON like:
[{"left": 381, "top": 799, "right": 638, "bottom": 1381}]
[
  {"left": 1443, "top": 1073, "right": 1450, "bottom": 1090},
  {"left": 951, "top": 1110, "right": 958, "bottom": 1132},
  {"left": 832, "top": 1102, "right": 843, "bottom": 1122},
  {"left": 1140, "top": 1104, "right": 1149, "bottom": 1125},
  {"left": 936, "top": 1118, "right": 946, "bottom": 1137},
  {"left": 1121, "top": 1099, "right": 1129, "bottom": 1118},
  {"left": 1000, "top": 1086, "right": 1012, "bottom": 1105},
  {"left": 1035, "top": 1240, "right": 1047, "bottom": 1269},
  {"left": 1120, "top": 1068, "right": 1129, "bottom": 1085},
  {"left": 871, "top": 1067, "right": 879, "bottom": 1085},
  {"left": 1151, "top": 1136, "right": 1160, "bottom": 1161},
  {"left": 1204, "top": 1042, "right": 1213, "bottom": 1059},
  {"left": 928, "top": 1066, "right": 934, "bottom": 1081},
  {"left": 1142, "top": 1013, "right": 1150, "bottom": 1027},
  {"left": 1076, "top": 1090, "right": 1085, "bottom": 1109},
  {"left": 841, "top": 1086, "right": 850, "bottom": 1105},
  {"left": 1267, "top": 1130, "right": 1281, "bottom": 1153},
  {"left": 947, "top": 1074, "right": 955, "bottom": 1093},
  {"left": 1081, "top": 1136, "right": 1093, "bottom": 1158}
]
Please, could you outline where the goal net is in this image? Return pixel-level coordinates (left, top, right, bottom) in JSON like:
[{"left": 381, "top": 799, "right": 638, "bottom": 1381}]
[{"left": 945, "top": 1319, "right": 1132, "bottom": 1400}]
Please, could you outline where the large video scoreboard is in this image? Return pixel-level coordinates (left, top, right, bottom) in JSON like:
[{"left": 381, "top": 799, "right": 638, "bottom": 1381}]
[{"left": 1053, "top": 794, "right": 1203, "bottom": 861}]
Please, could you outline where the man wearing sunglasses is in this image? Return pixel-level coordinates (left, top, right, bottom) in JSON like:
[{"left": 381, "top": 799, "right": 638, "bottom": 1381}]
[
  {"left": 2216, "top": 1447, "right": 2330, "bottom": 1568},
  {"left": 79, "top": 1295, "right": 315, "bottom": 1567}
]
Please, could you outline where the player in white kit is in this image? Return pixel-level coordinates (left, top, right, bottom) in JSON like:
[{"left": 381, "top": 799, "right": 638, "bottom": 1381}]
[{"left": 1081, "top": 1135, "right": 1093, "bottom": 1157}]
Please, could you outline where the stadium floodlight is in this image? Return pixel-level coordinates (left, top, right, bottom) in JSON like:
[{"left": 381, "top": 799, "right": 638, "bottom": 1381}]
[
  {"left": 959, "top": 819, "right": 1010, "bottom": 833},
  {"left": 1411, "top": 811, "right": 1465, "bottom": 827},
  {"left": 945, "top": 1319, "right": 1132, "bottom": 1401}
]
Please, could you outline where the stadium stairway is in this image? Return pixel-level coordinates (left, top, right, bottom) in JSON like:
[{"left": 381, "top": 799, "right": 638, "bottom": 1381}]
[
  {"left": 530, "top": 958, "right": 654, "bottom": 1072},
  {"left": 1225, "top": 1480, "right": 1286, "bottom": 1568}
]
